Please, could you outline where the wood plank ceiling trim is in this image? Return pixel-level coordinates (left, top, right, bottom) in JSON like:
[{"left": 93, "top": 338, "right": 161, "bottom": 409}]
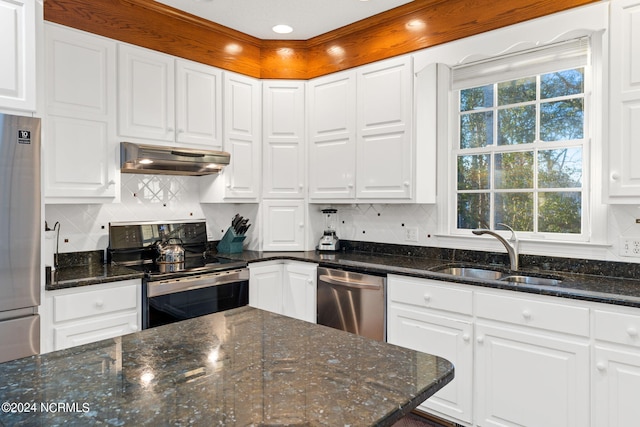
[{"left": 44, "top": 0, "right": 600, "bottom": 80}]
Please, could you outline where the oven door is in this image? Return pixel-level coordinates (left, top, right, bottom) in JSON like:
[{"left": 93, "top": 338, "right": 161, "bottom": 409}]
[{"left": 143, "top": 268, "right": 249, "bottom": 329}]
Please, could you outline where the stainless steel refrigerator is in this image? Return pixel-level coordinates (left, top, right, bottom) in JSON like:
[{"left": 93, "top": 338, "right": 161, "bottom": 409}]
[{"left": 0, "top": 113, "right": 40, "bottom": 363}]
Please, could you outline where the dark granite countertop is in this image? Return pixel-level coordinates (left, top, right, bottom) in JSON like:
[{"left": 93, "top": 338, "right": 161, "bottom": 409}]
[
  {"left": 219, "top": 250, "right": 640, "bottom": 308},
  {"left": 46, "top": 263, "right": 144, "bottom": 291},
  {"left": 0, "top": 307, "right": 454, "bottom": 426},
  {"left": 48, "top": 243, "right": 640, "bottom": 308}
]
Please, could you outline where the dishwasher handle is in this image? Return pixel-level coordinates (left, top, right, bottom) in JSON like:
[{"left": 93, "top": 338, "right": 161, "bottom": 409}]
[{"left": 319, "top": 274, "right": 382, "bottom": 290}]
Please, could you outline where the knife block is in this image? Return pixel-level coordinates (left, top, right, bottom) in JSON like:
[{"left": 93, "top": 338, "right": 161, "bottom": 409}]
[{"left": 217, "top": 227, "right": 246, "bottom": 254}]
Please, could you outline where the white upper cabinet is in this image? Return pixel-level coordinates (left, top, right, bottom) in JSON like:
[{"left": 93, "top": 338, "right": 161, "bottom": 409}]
[
  {"left": 356, "top": 56, "right": 413, "bottom": 199},
  {"left": 263, "top": 80, "right": 305, "bottom": 198},
  {"left": 200, "top": 71, "right": 261, "bottom": 202},
  {"left": 0, "top": 0, "right": 36, "bottom": 111},
  {"left": 175, "top": 59, "right": 222, "bottom": 149},
  {"left": 607, "top": 0, "right": 640, "bottom": 202},
  {"left": 307, "top": 56, "right": 413, "bottom": 202},
  {"left": 44, "top": 24, "right": 118, "bottom": 202},
  {"left": 118, "top": 44, "right": 175, "bottom": 143},
  {"left": 262, "top": 199, "right": 305, "bottom": 251},
  {"left": 118, "top": 43, "right": 223, "bottom": 150},
  {"left": 307, "top": 70, "right": 357, "bottom": 200}
]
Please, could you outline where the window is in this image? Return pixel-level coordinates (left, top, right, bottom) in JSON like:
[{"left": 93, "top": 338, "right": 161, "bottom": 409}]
[{"left": 452, "top": 39, "right": 590, "bottom": 239}]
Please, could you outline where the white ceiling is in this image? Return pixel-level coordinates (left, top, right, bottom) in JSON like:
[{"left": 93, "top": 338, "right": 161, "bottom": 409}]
[{"left": 154, "top": 0, "right": 414, "bottom": 40}]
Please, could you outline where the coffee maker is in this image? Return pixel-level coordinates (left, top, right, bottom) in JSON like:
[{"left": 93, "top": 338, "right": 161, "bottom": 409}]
[{"left": 317, "top": 208, "right": 340, "bottom": 251}]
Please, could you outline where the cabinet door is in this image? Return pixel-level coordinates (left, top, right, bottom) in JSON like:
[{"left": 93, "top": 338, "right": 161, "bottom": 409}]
[
  {"left": 387, "top": 307, "right": 473, "bottom": 424},
  {"left": 356, "top": 56, "right": 412, "bottom": 199},
  {"left": 262, "top": 200, "right": 305, "bottom": 251},
  {"left": 176, "top": 59, "right": 222, "bottom": 149},
  {"left": 0, "top": 0, "right": 35, "bottom": 111},
  {"left": 263, "top": 81, "right": 305, "bottom": 198},
  {"left": 308, "top": 71, "right": 357, "bottom": 200},
  {"left": 223, "top": 72, "right": 261, "bottom": 200},
  {"left": 249, "top": 263, "right": 283, "bottom": 314},
  {"left": 607, "top": 0, "right": 640, "bottom": 201},
  {"left": 594, "top": 345, "right": 640, "bottom": 427},
  {"left": 475, "top": 323, "right": 589, "bottom": 427},
  {"left": 118, "top": 44, "right": 175, "bottom": 142},
  {"left": 282, "top": 262, "right": 317, "bottom": 323},
  {"left": 44, "top": 25, "right": 118, "bottom": 201}
]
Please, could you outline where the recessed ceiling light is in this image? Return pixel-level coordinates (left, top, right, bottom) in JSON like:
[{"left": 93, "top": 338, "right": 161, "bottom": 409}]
[{"left": 272, "top": 24, "right": 293, "bottom": 34}]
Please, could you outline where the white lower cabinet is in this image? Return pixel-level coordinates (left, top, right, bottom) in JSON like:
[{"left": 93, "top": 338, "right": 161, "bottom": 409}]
[
  {"left": 282, "top": 262, "right": 317, "bottom": 323},
  {"left": 475, "top": 324, "right": 589, "bottom": 427},
  {"left": 43, "top": 279, "right": 141, "bottom": 353},
  {"left": 249, "top": 261, "right": 283, "bottom": 314},
  {"left": 249, "top": 260, "right": 317, "bottom": 323},
  {"left": 388, "top": 275, "right": 593, "bottom": 427},
  {"left": 593, "top": 308, "right": 640, "bottom": 426},
  {"left": 387, "top": 275, "right": 473, "bottom": 424}
]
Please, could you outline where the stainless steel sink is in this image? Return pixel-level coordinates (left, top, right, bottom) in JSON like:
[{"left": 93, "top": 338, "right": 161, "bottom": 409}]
[
  {"left": 436, "top": 266, "right": 562, "bottom": 286},
  {"left": 436, "top": 267, "right": 507, "bottom": 281},
  {"left": 500, "top": 275, "right": 560, "bottom": 286}
]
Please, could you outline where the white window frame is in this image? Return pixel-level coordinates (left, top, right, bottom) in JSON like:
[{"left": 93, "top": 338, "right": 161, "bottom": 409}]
[{"left": 450, "top": 38, "right": 591, "bottom": 242}]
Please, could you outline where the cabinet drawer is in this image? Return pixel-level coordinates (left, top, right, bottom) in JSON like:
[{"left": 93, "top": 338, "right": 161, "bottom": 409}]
[
  {"left": 388, "top": 275, "right": 472, "bottom": 315},
  {"left": 475, "top": 292, "right": 589, "bottom": 336},
  {"left": 53, "top": 283, "right": 138, "bottom": 323},
  {"left": 594, "top": 309, "right": 640, "bottom": 347},
  {"left": 53, "top": 311, "right": 139, "bottom": 351}
]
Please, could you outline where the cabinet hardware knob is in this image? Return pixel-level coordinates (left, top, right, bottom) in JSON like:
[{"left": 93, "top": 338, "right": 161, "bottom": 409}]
[
  {"left": 627, "top": 327, "right": 638, "bottom": 337},
  {"left": 299, "top": 223, "right": 304, "bottom": 227},
  {"left": 611, "top": 172, "right": 620, "bottom": 181},
  {"left": 306, "top": 279, "right": 313, "bottom": 284},
  {"left": 348, "top": 183, "right": 354, "bottom": 188},
  {"left": 423, "top": 294, "right": 431, "bottom": 303},
  {"left": 107, "top": 179, "right": 116, "bottom": 187},
  {"left": 95, "top": 300, "right": 104, "bottom": 308},
  {"left": 404, "top": 181, "right": 410, "bottom": 187},
  {"left": 299, "top": 183, "right": 304, "bottom": 189},
  {"left": 463, "top": 334, "right": 470, "bottom": 342},
  {"left": 477, "top": 336, "right": 484, "bottom": 344},
  {"left": 596, "top": 362, "right": 606, "bottom": 371},
  {"left": 522, "top": 309, "right": 532, "bottom": 320}
]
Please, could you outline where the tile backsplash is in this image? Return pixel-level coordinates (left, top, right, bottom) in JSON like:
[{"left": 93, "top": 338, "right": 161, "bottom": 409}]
[
  {"left": 46, "top": 174, "right": 640, "bottom": 264},
  {"left": 45, "top": 174, "right": 259, "bottom": 254}
]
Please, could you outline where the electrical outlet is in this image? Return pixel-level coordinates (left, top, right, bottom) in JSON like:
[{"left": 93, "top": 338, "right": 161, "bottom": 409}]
[
  {"left": 619, "top": 237, "right": 640, "bottom": 257},
  {"left": 405, "top": 227, "right": 419, "bottom": 242}
]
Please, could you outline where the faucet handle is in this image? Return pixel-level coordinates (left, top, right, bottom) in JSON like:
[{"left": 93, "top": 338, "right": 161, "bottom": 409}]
[{"left": 497, "top": 223, "right": 517, "bottom": 242}]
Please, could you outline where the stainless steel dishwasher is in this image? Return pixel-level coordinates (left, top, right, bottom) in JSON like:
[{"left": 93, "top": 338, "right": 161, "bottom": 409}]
[{"left": 317, "top": 267, "right": 386, "bottom": 341}]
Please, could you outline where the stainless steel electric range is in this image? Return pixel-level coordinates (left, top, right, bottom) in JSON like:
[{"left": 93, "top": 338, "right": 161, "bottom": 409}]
[{"left": 108, "top": 220, "right": 248, "bottom": 329}]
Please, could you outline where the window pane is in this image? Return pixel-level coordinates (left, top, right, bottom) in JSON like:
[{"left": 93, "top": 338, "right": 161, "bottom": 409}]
[
  {"left": 495, "top": 151, "right": 534, "bottom": 189},
  {"left": 457, "top": 193, "right": 490, "bottom": 229},
  {"left": 540, "top": 99, "right": 584, "bottom": 141},
  {"left": 538, "top": 192, "right": 582, "bottom": 233},
  {"left": 458, "top": 155, "right": 490, "bottom": 190},
  {"left": 498, "top": 77, "right": 536, "bottom": 105},
  {"left": 494, "top": 193, "right": 533, "bottom": 231},
  {"left": 538, "top": 148, "right": 582, "bottom": 188},
  {"left": 498, "top": 105, "right": 535, "bottom": 145},
  {"left": 460, "top": 112, "right": 493, "bottom": 148},
  {"left": 541, "top": 68, "right": 584, "bottom": 99},
  {"left": 460, "top": 85, "right": 494, "bottom": 111}
]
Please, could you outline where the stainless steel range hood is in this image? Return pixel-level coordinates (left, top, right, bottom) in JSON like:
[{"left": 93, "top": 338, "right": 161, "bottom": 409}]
[{"left": 120, "top": 142, "right": 230, "bottom": 176}]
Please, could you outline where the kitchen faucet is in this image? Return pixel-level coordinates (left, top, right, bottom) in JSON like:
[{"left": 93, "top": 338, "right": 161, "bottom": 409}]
[{"left": 472, "top": 223, "right": 519, "bottom": 271}]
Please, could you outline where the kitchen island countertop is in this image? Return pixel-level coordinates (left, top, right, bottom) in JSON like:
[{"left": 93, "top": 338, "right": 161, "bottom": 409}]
[{"left": 0, "top": 306, "right": 454, "bottom": 426}]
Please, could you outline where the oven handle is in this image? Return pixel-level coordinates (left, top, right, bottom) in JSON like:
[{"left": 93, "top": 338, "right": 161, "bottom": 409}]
[{"left": 147, "top": 268, "right": 249, "bottom": 298}]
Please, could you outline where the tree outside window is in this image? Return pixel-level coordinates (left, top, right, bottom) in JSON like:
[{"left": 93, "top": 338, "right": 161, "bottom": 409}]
[{"left": 456, "top": 68, "right": 585, "bottom": 235}]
